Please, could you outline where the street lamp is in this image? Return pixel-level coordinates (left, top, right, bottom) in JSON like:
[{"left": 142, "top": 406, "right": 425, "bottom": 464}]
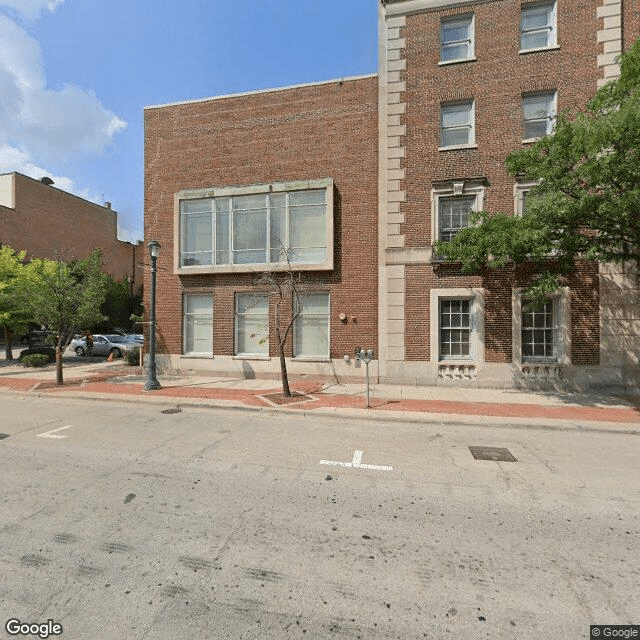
[{"left": 144, "top": 240, "right": 161, "bottom": 391}]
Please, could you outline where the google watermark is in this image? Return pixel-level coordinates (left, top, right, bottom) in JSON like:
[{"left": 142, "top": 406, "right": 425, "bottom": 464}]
[
  {"left": 5, "top": 619, "right": 63, "bottom": 639},
  {"left": 591, "top": 626, "right": 640, "bottom": 639}
]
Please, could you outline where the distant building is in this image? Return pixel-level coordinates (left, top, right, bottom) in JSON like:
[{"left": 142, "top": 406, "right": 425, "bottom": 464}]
[
  {"left": 143, "top": 0, "right": 639, "bottom": 393},
  {"left": 0, "top": 171, "right": 142, "bottom": 288}
]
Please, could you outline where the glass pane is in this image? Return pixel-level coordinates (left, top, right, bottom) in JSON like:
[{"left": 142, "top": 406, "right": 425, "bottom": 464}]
[
  {"left": 524, "top": 95, "right": 552, "bottom": 120},
  {"left": 236, "top": 294, "right": 268, "bottom": 314},
  {"left": 186, "top": 295, "right": 212, "bottom": 315},
  {"left": 294, "top": 316, "right": 328, "bottom": 357},
  {"left": 215, "top": 210, "right": 229, "bottom": 265},
  {"left": 442, "top": 104, "right": 471, "bottom": 128},
  {"left": 236, "top": 316, "right": 268, "bottom": 355},
  {"left": 442, "top": 43, "right": 469, "bottom": 61},
  {"left": 269, "top": 206, "right": 287, "bottom": 258},
  {"left": 442, "top": 20, "right": 470, "bottom": 44},
  {"left": 290, "top": 206, "right": 326, "bottom": 249},
  {"left": 270, "top": 193, "right": 286, "bottom": 208},
  {"left": 441, "top": 127, "right": 470, "bottom": 147},
  {"left": 297, "top": 293, "right": 330, "bottom": 315},
  {"left": 521, "top": 30, "right": 550, "bottom": 49},
  {"left": 289, "top": 190, "right": 326, "bottom": 206},
  {"left": 521, "top": 5, "right": 552, "bottom": 30},
  {"left": 233, "top": 194, "right": 267, "bottom": 211},
  {"left": 181, "top": 199, "right": 212, "bottom": 214},
  {"left": 233, "top": 208, "right": 267, "bottom": 262},
  {"left": 524, "top": 120, "right": 549, "bottom": 139}
]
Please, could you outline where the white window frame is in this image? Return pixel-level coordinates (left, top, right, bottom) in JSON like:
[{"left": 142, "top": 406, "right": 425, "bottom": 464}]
[
  {"left": 175, "top": 178, "right": 334, "bottom": 275},
  {"left": 522, "top": 91, "right": 556, "bottom": 141},
  {"left": 440, "top": 100, "right": 476, "bottom": 150},
  {"left": 520, "top": 1, "right": 557, "bottom": 53},
  {"left": 183, "top": 293, "right": 213, "bottom": 356},
  {"left": 293, "top": 292, "right": 330, "bottom": 360},
  {"left": 440, "top": 14, "right": 475, "bottom": 65},
  {"left": 512, "top": 287, "right": 571, "bottom": 366},
  {"left": 431, "top": 179, "right": 485, "bottom": 251},
  {"left": 430, "top": 288, "right": 485, "bottom": 364},
  {"left": 234, "top": 293, "right": 270, "bottom": 358},
  {"left": 514, "top": 180, "right": 539, "bottom": 216}
]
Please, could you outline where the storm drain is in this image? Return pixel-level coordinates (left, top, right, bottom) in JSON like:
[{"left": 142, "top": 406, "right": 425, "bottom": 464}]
[
  {"left": 468, "top": 446, "right": 517, "bottom": 462},
  {"left": 0, "top": 433, "right": 9, "bottom": 440},
  {"left": 161, "top": 407, "right": 181, "bottom": 415}
]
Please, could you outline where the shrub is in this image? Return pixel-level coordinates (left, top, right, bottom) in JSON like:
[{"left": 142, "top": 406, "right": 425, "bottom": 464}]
[
  {"left": 126, "top": 347, "right": 140, "bottom": 366},
  {"left": 22, "top": 353, "right": 50, "bottom": 367},
  {"left": 19, "top": 347, "right": 56, "bottom": 363}
]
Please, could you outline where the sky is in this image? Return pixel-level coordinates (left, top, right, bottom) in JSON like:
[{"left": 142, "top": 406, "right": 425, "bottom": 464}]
[{"left": 0, "top": 0, "right": 379, "bottom": 243}]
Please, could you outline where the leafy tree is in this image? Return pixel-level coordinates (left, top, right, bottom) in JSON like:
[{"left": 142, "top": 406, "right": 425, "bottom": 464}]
[
  {"left": 0, "top": 246, "right": 33, "bottom": 360},
  {"left": 434, "top": 39, "right": 640, "bottom": 306},
  {"left": 253, "top": 248, "right": 310, "bottom": 398},
  {"left": 96, "top": 276, "right": 142, "bottom": 333},
  {"left": 22, "top": 249, "right": 108, "bottom": 385}
]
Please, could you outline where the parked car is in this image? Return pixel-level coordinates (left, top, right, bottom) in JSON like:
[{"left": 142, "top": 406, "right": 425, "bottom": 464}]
[{"left": 70, "top": 334, "right": 139, "bottom": 358}]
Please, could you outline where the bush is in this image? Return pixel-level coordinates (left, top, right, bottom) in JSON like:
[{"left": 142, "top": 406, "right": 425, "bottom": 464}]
[
  {"left": 19, "top": 347, "right": 56, "bottom": 363},
  {"left": 125, "top": 347, "right": 140, "bottom": 366},
  {"left": 22, "top": 353, "right": 50, "bottom": 367}
]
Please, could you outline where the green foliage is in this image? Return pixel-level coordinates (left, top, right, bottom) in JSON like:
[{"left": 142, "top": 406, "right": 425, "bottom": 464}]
[
  {"left": 21, "top": 353, "right": 49, "bottom": 367},
  {"left": 97, "top": 276, "right": 142, "bottom": 332},
  {"left": 125, "top": 347, "right": 140, "bottom": 366},
  {"left": 0, "top": 246, "right": 33, "bottom": 331},
  {"left": 22, "top": 249, "right": 108, "bottom": 384},
  {"left": 434, "top": 39, "right": 640, "bottom": 306}
]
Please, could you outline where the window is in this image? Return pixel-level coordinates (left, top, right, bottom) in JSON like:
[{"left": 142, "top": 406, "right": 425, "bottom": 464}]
[
  {"left": 294, "top": 293, "right": 330, "bottom": 358},
  {"left": 183, "top": 294, "right": 213, "bottom": 355},
  {"left": 176, "top": 178, "right": 334, "bottom": 273},
  {"left": 514, "top": 181, "right": 539, "bottom": 216},
  {"left": 440, "top": 101, "right": 475, "bottom": 148},
  {"left": 430, "top": 288, "right": 485, "bottom": 364},
  {"left": 520, "top": 2, "right": 556, "bottom": 51},
  {"left": 521, "top": 299, "right": 557, "bottom": 362},
  {"left": 439, "top": 299, "right": 471, "bottom": 360},
  {"left": 439, "top": 196, "right": 475, "bottom": 242},
  {"left": 440, "top": 15, "right": 474, "bottom": 63},
  {"left": 235, "top": 294, "right": 269, "bottom": 356},
  {"left": 523, "top": 91, "right": 556, "bottom": 139},
  {"left": 431, "top": 179, "right": 485, "bottom": 250}
]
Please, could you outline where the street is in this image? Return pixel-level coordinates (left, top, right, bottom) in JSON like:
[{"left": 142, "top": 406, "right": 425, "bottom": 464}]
[{"left": 0, "top": 394, "right": 638, "bottom": 639}]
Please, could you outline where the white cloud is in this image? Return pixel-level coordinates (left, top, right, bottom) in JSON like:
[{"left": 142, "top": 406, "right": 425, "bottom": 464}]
[
  {"left": 0, "top": 0, "right": 64, "bottom": 21},
  {"left": 0, "top": 12, "right": 126, "bottom": 164}
]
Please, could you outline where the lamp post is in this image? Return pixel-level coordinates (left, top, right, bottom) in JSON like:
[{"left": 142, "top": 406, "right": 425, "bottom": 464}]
[{"left": 144, "top": 240, "right": 161, "bottom": 391}]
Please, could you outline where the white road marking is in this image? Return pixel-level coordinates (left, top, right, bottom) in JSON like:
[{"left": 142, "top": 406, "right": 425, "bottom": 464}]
[
  {"left": 319, "top": 449, "right": 393, "bottom": 472},
  {"left": 37, "top": 425, "right": 73, "bottom": 439}
]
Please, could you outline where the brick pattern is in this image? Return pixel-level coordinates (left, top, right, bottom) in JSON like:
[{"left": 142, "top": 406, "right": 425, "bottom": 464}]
[
  {"left": 144, "top": 77, "right": 379, "bottom": 359},
  {"left": 0, "top": 173, "right": 141, "bottom": 286}
]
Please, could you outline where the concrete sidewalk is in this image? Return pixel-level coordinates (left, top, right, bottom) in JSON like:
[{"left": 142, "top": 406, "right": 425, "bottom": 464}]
[{"left": 0, "top": 357, "right": 638, "bottom": 432}]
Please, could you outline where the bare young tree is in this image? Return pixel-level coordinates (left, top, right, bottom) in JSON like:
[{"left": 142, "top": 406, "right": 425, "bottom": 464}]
[{"left": 253, "top": 247, "right": 311, "bottom": 398}]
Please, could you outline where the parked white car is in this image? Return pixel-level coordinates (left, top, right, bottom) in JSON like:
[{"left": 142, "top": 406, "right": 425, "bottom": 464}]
[{"left": 70, "top": 334, "right": 140, "bottom": 358}]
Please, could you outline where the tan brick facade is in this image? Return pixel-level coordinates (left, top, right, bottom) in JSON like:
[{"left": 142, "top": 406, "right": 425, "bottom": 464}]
[{"left": 0, "top": 172, "right": 141, "bottom": 287}]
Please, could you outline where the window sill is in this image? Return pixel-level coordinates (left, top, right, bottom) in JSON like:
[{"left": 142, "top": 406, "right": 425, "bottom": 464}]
[
  {"left": 232, "top": 355, "right": 271, "bottom": 361},
  {"left": 291, "top": 357, "right": 331, "bottom": 363},
  {"left": 181, "top": 354, "right": 213, "bottom": 359},
  {"left": 519, "top": 45, "right": 560, "bottom": 55},
  {"left": 438, "top": 57, "right": 477, "bottom": 66},
  {"left": 438, "top": 144, "right": 477, "bottom": 152},
  {"left": 439, "top": 360, "right": 475, "bottom": 364},
  {"left": 522, "top": 137, "right": 544, "bottom": 144}
]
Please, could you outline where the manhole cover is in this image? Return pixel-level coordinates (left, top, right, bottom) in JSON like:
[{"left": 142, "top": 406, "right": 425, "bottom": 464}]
[
  {"left": 468, "top": 446, "right": 517, "bottom": 462},
  {"left": 0, "top": 433, "right": 9, "bottom": 440},
  {"left": 161, "top": 408, "right": 182, "bottom": 415}
]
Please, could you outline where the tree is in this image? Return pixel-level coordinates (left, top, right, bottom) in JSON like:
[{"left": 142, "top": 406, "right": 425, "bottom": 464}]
[
  {"left": 434, "top": 39, "right": 640, "bottom": 306},
  {"left": 96, "top": 275, "right": 142, "bottom": 333},
  {"left": 253, "top": 248, "right": 310, "bottom": 398},
  {"left": 22, "top": 249, "right": 108, "bottom": 385},
  {"left": 0, "top": 246, "right": 33, "bottom": 359}
]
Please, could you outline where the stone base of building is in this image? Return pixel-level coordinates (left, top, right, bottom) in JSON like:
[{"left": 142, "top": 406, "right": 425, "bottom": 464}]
[{"left": 156, "top": 354, "right": 638, "bottom": 395}]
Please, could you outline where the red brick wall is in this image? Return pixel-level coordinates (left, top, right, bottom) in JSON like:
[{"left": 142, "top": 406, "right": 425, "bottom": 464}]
[
  {"left": 0, "top": 173, "right": 141, "bottom": 288},
  {"left": 399, "top": 0, "right": 602, "bottom": 364},
  {"left": 144, "top": 77, "right": 378, "bottom": 357},
  {"left": 623, "top": 0, "right": 640, "bottom": 50}
]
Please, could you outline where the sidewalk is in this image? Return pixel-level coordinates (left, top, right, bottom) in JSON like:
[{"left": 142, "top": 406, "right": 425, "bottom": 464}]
[{"left": 0, "top": 356, "right": 638, "bottom": 433}]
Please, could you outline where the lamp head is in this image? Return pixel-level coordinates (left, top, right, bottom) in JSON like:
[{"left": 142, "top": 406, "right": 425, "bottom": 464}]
[{"left": 148, "top": 240, "right": 161, "bottom": 259}]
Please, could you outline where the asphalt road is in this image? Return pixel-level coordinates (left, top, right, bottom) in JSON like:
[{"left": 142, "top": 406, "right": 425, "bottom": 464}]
[{"left": 0, "top": 394, "right": 638, "bottom": 639}]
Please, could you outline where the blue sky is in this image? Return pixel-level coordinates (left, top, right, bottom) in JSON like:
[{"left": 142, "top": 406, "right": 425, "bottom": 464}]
[{"left": 0, "top": 0, "right": 378, "bottom": 243}]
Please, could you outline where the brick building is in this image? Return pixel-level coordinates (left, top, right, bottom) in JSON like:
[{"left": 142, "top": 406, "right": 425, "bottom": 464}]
[
  {"left": 0, "top": 172, "right": 142, "bottom": 288},
  {"left": 144, "top": 0, "right": 639, "bottom": 391}
]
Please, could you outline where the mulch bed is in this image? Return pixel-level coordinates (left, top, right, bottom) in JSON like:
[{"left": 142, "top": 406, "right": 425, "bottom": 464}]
[{"left": 260, "top": 391, "right": 313, "bottom": 405}]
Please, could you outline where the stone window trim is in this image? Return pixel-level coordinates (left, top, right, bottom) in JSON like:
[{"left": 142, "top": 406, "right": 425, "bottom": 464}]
[
  {"left": 431, "top": 178, "right": 487, "bottom": 248},
  {"left": 514, "top": 180, "right": 540, "bottom": 217},
  {"left": 512, "top": 287, "right": 571, "bottom": 366},
  {"left": 174, "top": 178, "right": 334, "bottom": 275},
  {"left": 429, "top": 287, "right": 485, "bottom": 364}
]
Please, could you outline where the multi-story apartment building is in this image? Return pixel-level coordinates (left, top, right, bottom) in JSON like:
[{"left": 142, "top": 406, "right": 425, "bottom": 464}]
[{"left": 143, "top": 0, "right": 639, "bottom": 392}]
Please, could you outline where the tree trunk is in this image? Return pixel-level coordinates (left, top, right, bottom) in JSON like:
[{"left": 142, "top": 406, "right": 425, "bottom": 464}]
[
  {"left": 279, "top": 346, "right": 291, "bottom": 397},
  {"left": 4, "top": 329, "right": 13, "bottom": 360},
  {"left": 56, "top": 340, "right": 64, "bottom": 386}
]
